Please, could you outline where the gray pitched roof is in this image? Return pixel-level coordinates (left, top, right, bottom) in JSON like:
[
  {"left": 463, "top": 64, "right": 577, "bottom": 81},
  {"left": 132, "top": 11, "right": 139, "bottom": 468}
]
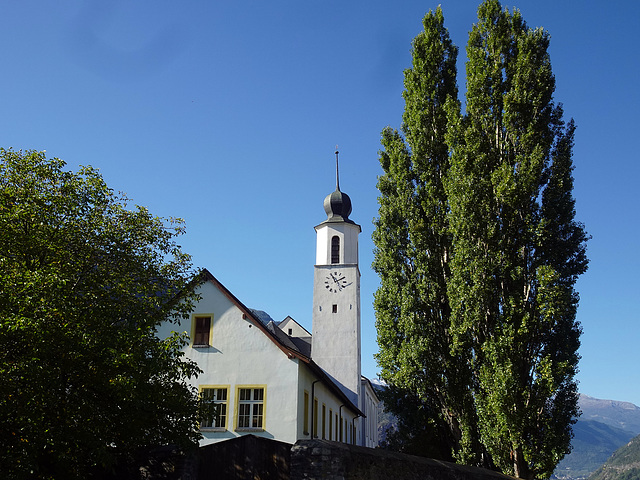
[
  {"left": 289, "top": 336, "right": 311, "bottom": 358},
  {"left": 249, "top": 309, "right": 275, "bottom": 325},
  {"left": 254, "top": 312, "right": 312, "bottom": 357}
]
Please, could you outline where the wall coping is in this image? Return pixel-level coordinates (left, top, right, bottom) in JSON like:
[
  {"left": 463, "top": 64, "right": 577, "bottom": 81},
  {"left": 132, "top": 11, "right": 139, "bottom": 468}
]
[{"left": 291, "top": 439, "right": 516, "bottom": 480}]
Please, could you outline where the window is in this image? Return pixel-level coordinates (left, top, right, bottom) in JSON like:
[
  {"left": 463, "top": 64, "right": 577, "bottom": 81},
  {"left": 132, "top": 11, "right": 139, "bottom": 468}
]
[
  {"left": 332, "top": 304, "right": 338, "bottom": 313},
  {"left": 237, "top": 387, "right": 265, "bottom": 430},
  {"left": 322, "top": 404, "right": 326, "bottom": 439},
  {"left": 313, "top": 398, "right": 319, "bottom": 437},
  {"left": 200, "top": 387, "right": 228, "bottom": 430},
  {"left": 303, "top": 391, "right": 309, "bottom": 435},
  {"left": 331, "top": 236, "right": 340, "bottom": 264},
  {"left": 192, "top": 315, "right": 212, "bottom": 346},
  {"left": 329, "top": 409, "right": 333, "bottom": 440}
]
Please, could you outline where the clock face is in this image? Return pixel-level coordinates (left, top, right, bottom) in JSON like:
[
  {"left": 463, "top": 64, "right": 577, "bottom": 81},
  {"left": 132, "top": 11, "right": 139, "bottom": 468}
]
[{"left": 324, "top": 271, "right": 352, "bottom": 293}]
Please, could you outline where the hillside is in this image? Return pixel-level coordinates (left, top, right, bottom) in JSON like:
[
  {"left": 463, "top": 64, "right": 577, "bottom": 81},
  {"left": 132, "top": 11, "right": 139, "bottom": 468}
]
[
  {"left": 588, "top": 435, "right": 640, "bottom": 480},
  {"left": 553, "top": 396, "right": 640, "bottom": 480},
  {"left": 554, "top": 420, "right": 635, "bottom": 479},
  {"left": 373, "top": 387, "right": 640, "bottom": 480}
]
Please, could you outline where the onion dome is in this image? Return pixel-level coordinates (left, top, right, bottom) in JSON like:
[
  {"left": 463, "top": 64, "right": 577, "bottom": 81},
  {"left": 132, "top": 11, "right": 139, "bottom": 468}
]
[
  {"left": 319, "top": 148, "right": 356, "bottom": 224},
  {"left": 323, "top": 188, "right": 352, "bottom": 222}
]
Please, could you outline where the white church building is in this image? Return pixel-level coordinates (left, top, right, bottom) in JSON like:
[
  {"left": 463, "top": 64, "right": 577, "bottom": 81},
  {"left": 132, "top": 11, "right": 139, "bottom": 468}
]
[{"left": 158, "top": 162, "right": 380, "bottom": 448}]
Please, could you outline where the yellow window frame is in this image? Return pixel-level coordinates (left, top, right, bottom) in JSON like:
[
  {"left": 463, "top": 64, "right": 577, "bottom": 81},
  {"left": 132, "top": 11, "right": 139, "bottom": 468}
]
[
  {"left": 321, "top": 403, "right": 326, "bottom": 439},
  {"left": 198, "top": 384, "right": 230, "bottom": 430},
  {"left": 191, "top": 313, "right": 214, "bottom": 347},
  {"left": 313, "top": 397, "right": 319, "bottom": 438},
  {"left": 303, "top": 390, "right": 309, "bottom": 435},
  {"left": 234, "top": 385, "right": 267, "bottom": 431}
]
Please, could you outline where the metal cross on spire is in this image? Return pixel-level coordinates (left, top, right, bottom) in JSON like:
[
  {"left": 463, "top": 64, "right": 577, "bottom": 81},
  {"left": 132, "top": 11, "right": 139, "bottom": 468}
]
[{"left": 335, "top": 145, "right": 340, "bottom": 191}]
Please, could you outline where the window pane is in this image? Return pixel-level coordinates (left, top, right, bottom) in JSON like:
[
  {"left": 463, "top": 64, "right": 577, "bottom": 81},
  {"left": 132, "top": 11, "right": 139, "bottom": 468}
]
[
  {"left": 215, "top": 404, "right": 227, "bottom": 428},
  {"left": 253, "top": 404, "right": 263, "bottom": 428},
  {"left": 201, "top": 387, "right": 228, "bottom": 429},
  {"left": 217, "top": 388, "right": 227, "bottom": 401},
  {"left": 202, "top": 389, "right": 213, "bottom": 400},
  {"left": 194, "top": 317, "right": 211, "bottom": 345},
  {"left": 331, "top": 236, "right": 340, "bottom": 263},
  {"left": 239, "top": 404, "right": 250, "bottom": 428}
]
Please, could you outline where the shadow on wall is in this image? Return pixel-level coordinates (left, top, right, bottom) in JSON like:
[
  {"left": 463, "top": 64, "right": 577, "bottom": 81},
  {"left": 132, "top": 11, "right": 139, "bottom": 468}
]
[
  {"left": 95, "top": 435, "right": 516, "bottom": 480},
  {"left": 198, "top": 435, "right": 290, "bottom": 480}
]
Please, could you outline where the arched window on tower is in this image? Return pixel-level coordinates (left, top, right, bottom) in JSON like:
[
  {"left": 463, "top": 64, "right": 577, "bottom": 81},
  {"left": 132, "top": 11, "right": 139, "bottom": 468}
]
[{"left": 331, "top": 236, "right": 340, "bottom": 264}]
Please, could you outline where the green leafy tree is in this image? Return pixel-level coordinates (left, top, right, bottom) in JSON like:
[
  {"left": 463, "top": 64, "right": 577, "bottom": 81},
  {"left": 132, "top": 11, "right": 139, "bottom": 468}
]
[
  {"left": 0, "top": 149, "right": 203, "bottom": 479},
  {"left": 373, "top": 2, "right": 588, "bottom": 478},
  {"left": 373, "top": 7, "right": 484, "bottom": 465}
]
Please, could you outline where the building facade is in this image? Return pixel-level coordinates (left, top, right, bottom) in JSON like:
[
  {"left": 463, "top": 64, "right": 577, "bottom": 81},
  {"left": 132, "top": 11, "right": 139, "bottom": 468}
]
[{"left": 158, "top": 168, "right": 379, "bottom": 448}]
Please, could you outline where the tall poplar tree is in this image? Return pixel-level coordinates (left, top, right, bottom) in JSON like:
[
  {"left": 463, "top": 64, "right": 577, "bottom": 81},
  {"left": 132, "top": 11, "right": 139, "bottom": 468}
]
[
  {"left": 373, "top": 2, "right": 588, "bottom": 478},
  {"left": 373, "top": 7, "right": 482, "bottom": 464}
]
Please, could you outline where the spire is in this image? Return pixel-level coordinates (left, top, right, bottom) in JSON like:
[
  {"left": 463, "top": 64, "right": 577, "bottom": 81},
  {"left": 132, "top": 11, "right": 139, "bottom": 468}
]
[
  {"left": 335, "top": 146, "right": 340, "bottom": 191},
  {"left": 321, "top": 147, "right": 354, "bottom": 224}
]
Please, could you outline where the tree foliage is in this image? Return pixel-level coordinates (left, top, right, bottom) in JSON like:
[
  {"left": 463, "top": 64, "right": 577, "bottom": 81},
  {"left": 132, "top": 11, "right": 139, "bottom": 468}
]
[
  {"left": 373, "top": 6, "right": 482, "bottom": 465},
  {"left": 0, "top": 149, "right": 203, "bottom": 479},
  {"left": 373, "top": 2, "right": 588, "bottom": 478}
]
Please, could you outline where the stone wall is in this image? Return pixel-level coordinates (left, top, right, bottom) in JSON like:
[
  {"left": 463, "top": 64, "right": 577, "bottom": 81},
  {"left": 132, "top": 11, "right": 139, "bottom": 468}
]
[{"left": 291, "top": 439, "right": 514, "bottom": 480}]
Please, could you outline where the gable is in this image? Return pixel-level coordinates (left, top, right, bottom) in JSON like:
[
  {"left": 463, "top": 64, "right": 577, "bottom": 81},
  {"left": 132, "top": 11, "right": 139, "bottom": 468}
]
[
  {"left": 278, "top": 316, "right": 311, "bottom": 339},
  {"left": 196, "top": 269, "right": 308, "bottom": 360},
  {"left": 173, "top": 274, "right": 299, "bottom": 363},
  {"left": 196, "top": 269, "right": 363, "bottom": 416},
  {"left": 158, "top": 268, "right": 363, "bottom": 417}
]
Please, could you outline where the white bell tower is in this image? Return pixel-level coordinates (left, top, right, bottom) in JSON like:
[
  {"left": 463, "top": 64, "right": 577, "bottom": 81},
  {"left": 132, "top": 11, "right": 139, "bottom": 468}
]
[{"left": 311, "top": 150, "right": 361, "bottom": 406}]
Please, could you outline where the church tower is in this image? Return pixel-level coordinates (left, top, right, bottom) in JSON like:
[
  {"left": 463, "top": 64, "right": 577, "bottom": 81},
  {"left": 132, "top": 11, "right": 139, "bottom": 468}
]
[{"left": 311, "top": 151, "right": 361, "bottom": 406}]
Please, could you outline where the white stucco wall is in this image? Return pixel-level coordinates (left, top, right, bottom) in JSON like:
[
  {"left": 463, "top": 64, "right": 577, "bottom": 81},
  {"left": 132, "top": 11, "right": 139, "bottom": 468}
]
[
  {"left": 157, "top": 280, "right": 301, "bottom": 445},
  {"left": 360, "top": 378, "right": 380, "bottom": 448},
  {"left": 157, "top": 276, "right": 366, "bottom": 447},
  {"left": 311, "top": 263, "right": 362, "bottom": 407},
  {"left": 297, "top": 366, "right": 361, "bottom": 444},
  {"left": 314, "top": 222, "right": 360, "bottom": 265}
]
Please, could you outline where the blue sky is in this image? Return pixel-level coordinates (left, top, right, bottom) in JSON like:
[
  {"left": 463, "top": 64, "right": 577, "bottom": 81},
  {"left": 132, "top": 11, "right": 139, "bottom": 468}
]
[{"left": 2, "top": 1, "right": 639, "bottom": 406}]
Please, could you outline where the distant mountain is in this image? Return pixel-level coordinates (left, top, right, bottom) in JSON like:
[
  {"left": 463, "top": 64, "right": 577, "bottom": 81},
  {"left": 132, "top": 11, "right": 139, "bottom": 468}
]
[
  {"left": 588, "top": 434, "right": 640, "bottom": 480},
  {"left": 553, "top": 395, "right": 640, "bottom": 480},
  {"left": 554, "top": 420, "right": 635, "bottom": 479},
  {"left": 372, "top": 387, "right": 640, "bottom": 480},
  {"left": 580, "top": 396, "right": 640, "bottom": 435}
]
